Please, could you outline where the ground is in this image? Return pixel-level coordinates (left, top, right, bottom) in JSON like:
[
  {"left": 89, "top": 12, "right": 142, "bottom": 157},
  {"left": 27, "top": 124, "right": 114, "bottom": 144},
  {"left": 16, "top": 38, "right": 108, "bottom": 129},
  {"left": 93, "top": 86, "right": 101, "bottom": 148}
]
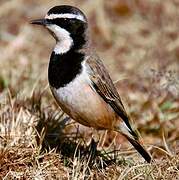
[{"left": 0, "top": 0, "right": 179, "bottom": 179}]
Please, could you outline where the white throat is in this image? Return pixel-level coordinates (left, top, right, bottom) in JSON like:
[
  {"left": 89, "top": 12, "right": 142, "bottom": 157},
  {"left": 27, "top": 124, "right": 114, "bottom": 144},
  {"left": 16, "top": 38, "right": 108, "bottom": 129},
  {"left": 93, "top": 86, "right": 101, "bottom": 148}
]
[{"left": 47, "top": 25, "right": 73, "bottom": 54}]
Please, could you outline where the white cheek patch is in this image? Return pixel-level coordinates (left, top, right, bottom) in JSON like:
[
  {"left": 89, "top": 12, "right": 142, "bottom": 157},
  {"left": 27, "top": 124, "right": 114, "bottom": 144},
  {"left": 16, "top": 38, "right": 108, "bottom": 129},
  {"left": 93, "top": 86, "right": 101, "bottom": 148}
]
[
  {"left": 47, "top": 25, "right": 73, "bottom": 54},
  {"left": 45, "top": 13, "right": 86, "bottom": 22}
]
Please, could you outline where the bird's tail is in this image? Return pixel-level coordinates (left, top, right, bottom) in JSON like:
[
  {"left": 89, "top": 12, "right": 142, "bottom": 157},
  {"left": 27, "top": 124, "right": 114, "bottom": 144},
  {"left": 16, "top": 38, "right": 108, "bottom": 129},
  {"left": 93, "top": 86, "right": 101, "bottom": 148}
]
[
  {"left": 123, "top": 134, "right": 152, "bottom": 163},
  {"left": 115, "top": 122, "right": 152, "bottom": 163}
]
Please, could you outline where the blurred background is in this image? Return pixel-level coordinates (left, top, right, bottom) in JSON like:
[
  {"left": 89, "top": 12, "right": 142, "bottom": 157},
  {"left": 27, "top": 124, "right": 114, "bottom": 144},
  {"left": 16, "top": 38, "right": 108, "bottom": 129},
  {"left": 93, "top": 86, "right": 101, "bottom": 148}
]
[{"left": 0, "top": 0, "right": 179, "bottom": 178}]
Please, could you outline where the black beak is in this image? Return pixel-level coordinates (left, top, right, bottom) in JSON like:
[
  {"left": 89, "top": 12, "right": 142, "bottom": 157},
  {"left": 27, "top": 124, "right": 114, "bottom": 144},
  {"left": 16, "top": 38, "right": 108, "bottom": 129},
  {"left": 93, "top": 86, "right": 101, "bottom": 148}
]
[{"left": 30, "top": 18, "right": 48, "bottom": 26}]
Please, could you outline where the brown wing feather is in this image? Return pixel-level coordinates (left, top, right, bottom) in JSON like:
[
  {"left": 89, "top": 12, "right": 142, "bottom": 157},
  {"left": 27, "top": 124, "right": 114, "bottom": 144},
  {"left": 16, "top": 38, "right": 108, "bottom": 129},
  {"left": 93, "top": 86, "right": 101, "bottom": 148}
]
[
  {"left": 86, "top": 55, "right": 152, "bottom": 163},
  {"left": 86, "top": 55, "right": 138, "bottom": 139}
]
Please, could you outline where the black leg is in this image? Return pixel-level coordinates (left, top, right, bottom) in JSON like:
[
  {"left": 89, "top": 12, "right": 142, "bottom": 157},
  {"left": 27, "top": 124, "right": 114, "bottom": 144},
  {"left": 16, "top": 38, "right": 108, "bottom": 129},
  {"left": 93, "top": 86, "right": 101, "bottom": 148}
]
[{"left": 87, "top": 138, "right": 98, "bottom": 165}]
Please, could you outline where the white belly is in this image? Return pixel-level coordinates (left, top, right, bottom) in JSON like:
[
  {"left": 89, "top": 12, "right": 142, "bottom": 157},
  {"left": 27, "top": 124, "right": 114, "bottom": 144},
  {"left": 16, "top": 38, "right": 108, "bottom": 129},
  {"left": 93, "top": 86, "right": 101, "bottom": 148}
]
[{"left": 50, "top": 70, "right": 117, "bottom": 129}]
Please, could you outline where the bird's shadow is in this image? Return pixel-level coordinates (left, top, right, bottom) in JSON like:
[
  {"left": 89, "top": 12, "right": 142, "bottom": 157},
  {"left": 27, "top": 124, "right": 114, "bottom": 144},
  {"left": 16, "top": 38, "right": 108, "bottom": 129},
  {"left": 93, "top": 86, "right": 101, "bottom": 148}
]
[{"left": 36, "top": 109, "right": 126, "bottom": 168}]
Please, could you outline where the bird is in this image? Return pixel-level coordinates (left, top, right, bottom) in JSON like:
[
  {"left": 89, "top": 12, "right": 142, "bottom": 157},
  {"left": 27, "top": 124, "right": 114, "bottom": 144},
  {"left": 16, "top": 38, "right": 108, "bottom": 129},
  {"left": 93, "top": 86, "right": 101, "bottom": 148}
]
[{"left": 31, "top": 5, "right": 152, "bottom": 163}]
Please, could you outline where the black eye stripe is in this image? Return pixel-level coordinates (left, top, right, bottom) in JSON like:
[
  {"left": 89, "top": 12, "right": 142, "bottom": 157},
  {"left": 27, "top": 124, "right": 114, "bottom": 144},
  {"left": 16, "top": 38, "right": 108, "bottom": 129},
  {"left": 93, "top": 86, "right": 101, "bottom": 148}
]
[
  {"left": 46, "top": 18, "right": 86, "bottom": 32},
  {"left": 47, "top": 18, "right": 71, "bottom": 28}
]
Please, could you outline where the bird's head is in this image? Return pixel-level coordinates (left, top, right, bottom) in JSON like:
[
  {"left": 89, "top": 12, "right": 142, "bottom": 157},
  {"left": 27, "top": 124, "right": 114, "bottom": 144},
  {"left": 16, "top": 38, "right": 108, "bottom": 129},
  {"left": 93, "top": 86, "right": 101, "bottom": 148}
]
[{"left": 31, "top": 5, "right": 88, "bottom": 54}]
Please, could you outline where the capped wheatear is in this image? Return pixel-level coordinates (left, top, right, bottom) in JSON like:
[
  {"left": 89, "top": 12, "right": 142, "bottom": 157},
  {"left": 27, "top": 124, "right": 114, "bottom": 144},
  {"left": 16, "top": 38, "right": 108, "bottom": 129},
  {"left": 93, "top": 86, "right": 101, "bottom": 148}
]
[{"left": 31, "top": 5, "right": 152, "bottom": 163}]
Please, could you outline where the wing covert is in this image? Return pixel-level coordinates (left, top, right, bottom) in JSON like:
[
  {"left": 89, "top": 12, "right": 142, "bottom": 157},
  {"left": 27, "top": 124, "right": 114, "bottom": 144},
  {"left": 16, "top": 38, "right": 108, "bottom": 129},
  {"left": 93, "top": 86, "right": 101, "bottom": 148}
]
[{"left": 86, "top": 55, "right": 138, "bottom": 138}]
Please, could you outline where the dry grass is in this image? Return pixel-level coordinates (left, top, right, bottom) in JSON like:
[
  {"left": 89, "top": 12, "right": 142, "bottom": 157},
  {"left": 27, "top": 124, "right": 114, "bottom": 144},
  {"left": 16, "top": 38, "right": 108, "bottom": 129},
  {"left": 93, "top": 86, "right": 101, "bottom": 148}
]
[{"left": 0, "top": 0, "right": 179, "bottom": 179}]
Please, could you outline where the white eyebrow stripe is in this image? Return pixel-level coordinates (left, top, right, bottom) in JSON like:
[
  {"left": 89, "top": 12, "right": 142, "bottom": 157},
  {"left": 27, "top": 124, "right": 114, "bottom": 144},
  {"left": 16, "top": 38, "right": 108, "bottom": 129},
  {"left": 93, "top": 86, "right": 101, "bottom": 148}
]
[{"left": 45, "top": 13, "right": 86, "bottom": 22}]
